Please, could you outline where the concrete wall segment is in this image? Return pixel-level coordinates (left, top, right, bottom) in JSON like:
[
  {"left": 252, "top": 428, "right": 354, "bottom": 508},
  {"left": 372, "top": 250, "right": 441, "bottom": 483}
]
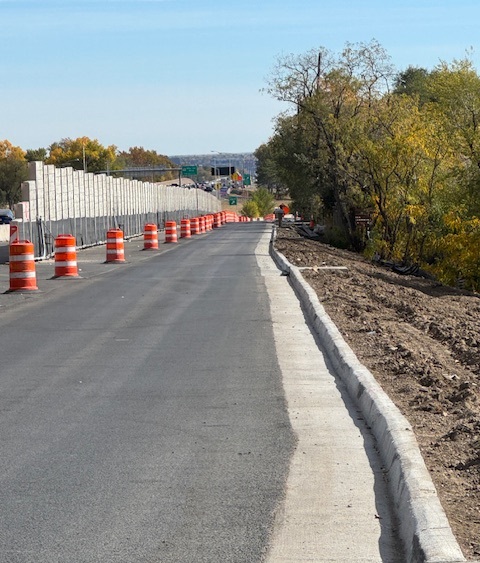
[{"left": 17, "top": 161, "right": 220, "bottom": 256}]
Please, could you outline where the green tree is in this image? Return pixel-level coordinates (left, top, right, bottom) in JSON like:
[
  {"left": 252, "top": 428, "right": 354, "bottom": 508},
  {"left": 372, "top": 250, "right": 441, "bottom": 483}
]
[
  {"left": 250, "top": 187, "right": 275, "bottom": 217},
  {"left": 393, "top": 66, "right": 431, "bottom": 104},
  {"left": 241, "top": 200, "right": 260, "bottom": 218},
  {"left": 266, "top": 40, "right": 394, "bottom": 248},
  {"left": 25, "top": 147, "right": 48, "bottom": 162}
]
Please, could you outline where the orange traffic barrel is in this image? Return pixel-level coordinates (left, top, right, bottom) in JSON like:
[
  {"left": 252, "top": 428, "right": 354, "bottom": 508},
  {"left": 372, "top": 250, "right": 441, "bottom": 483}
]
[
  {"left": 199, "top": 216, "right": 206, "bottom": 233},
  {"left": 106, "top": 228, "right": 125, "bottom": 263},
  {"left": 213, "top": 213, "right": 222, "bottom": 228},
  {"left": 9, "top": 240, "right": 38, "bottom": 291},
  {"left": 221, "top": 211, "right": 226, "bottom": 224},
  {"left": 165, "top": 221, "right": 178, "bottom": 243},
  {"left": 180, "top": 218, "right": 191, "bottom": 238},
  {"left": 143, "top": 223, "right": 159, "bottom": 250},
  {"left": 54, "top": 234, "right": 79, "bottom": 277},
  {"left": 190, "top": 217, "right": 200, "bottom": 235}
]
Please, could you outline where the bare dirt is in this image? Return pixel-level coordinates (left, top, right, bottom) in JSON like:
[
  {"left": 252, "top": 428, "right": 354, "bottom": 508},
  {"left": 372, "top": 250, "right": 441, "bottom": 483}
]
[{"left": 274, "top": 227, "right": 480, "bottom": 560}]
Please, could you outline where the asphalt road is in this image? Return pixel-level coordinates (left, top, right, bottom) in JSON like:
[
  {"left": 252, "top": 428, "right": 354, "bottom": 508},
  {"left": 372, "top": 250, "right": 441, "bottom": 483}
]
[{"left": 0, "top": 225, "right": 295, "bottom": 562}]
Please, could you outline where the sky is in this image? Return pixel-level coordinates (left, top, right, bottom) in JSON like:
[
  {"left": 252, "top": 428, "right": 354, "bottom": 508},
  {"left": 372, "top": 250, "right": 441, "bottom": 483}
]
[{"left": 2, "top": 0, "right": 480, "bottom": 157}]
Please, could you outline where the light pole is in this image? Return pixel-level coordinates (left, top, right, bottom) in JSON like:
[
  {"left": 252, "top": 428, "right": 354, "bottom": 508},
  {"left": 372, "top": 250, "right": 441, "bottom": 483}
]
[
  {"left": 82, "top": 142, "right": 87, "bottom": 173},
  {"left": 211, "top": 150, "right": 220, "bottom": 197}
]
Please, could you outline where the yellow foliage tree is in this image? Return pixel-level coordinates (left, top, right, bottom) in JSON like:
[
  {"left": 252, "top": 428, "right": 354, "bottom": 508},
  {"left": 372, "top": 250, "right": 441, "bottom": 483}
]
[
  {"left": 0, "top": 140, "right": 28, "bottom": 206},
  {"left": 46, "top": 137, "right": 117, "bottom": 173}
]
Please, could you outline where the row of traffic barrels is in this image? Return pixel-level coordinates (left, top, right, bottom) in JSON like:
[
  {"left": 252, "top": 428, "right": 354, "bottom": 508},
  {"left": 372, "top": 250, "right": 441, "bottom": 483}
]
[{"left": 6, "top": 211, "right": 243, "bottom": 292}]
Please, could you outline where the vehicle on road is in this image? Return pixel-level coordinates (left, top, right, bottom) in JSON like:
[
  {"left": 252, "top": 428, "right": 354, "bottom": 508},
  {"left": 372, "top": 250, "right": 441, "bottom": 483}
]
[{"left": 0, "top": 209, "right": 14, "bottom": 224}]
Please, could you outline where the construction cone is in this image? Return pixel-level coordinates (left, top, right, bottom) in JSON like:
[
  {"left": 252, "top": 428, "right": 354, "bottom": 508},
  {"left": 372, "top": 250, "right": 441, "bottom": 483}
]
[
  {"left": 106, "top": 229, "right": 125, "bottom": 263},
  {"left": 53, "top": 234, "right": 79, "bottom": 277},
  {"left": 9, "top": 240, "right": 38, "bottom": 291},
  {"left": 143, "top": 223, "right": 159, "bottom": 250}
]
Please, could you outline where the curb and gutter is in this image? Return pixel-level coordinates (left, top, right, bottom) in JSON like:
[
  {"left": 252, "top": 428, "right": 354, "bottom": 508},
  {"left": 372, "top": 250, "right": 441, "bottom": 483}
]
[{"left": 270, "top": 232, "right": 471, "bottom": 563}]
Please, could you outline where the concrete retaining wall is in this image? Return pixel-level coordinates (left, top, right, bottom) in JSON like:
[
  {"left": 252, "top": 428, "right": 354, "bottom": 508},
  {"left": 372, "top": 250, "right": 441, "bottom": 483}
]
[{"left": 16, "top": 161, "right": 220, "bottom": 257}]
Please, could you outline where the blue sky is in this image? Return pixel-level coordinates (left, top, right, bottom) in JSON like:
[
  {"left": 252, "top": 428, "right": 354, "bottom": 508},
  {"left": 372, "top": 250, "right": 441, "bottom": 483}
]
[{"left": 1, "top": 0, "right": 480, "bottom": 156}]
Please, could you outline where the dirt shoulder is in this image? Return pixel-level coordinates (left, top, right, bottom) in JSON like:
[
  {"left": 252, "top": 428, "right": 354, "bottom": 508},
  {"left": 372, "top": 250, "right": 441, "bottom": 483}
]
[{"left": 274, "top": 227, "right": 480, "bottom": 560}]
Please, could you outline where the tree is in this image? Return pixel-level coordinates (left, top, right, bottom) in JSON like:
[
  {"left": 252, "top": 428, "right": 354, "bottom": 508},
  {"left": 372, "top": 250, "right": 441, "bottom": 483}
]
[
  {"left": 250, "top": 188, "right": 275, "bottom": 217},
  {"left": 393, "top": 66, "right": 431, "bottom": 104},
  {"left": 25, "top": 147, "right": 48, "bottom": 162},
  {"left": 46, "top": 137, "right": 117, "bottom": 173},
  {"left": 115, "top": 146, "right": 177, "bottom": 181},
  {"left": 241, "top": 200, "right": 260, "bottom": 218},
  {"left": 0, "top": 140, "right": 28, "bottom": 206},
  {"left": 265, "top": 40, "right": 395, "bottom": 248}
]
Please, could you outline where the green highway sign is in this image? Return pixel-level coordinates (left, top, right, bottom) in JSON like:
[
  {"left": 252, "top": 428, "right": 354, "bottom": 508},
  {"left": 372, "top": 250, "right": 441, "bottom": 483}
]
[
  {"left": 243, "top": 173, "right": 251, "bottom": 186},
  {"left": 229, "top": 196, "right": 238, "bottom": 205},
  {"left": 181, "top": 165, "right": 198, "bottom": 175}
]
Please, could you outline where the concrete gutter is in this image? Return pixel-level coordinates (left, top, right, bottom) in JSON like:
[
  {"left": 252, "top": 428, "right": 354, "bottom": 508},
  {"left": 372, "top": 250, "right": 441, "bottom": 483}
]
[{"left": 270, "top": 236, "right": 469, "bottom": 563}]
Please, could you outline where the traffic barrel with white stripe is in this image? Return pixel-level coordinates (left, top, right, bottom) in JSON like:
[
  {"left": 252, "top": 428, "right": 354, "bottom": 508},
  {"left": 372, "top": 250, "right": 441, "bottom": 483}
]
[
  {"left": 190, "top": 217, "right": 200, "bottom": 235},
  {"left": 143, "top": 223, "right": 159, "bottom": 250},
  {"left": 106, "top": 229, "right": 125, "bottom": 263},
  {"left": 165, "top": 221, "right": 178, "bottom": 243},
  {"left": 54, "top": 234, "right": 79, "bottom": 277},
  {"left": 9, "top": 240, "right": 38, "bottom": 291},
  {"left": 180, "top": 218, "right": 191, "bottom": 238}
]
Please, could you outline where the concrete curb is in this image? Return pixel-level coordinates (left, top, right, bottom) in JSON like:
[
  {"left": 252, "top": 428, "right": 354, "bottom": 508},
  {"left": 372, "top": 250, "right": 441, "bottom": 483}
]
[{"left": 270, "top": 239, "right": 467, "bottom": 563}]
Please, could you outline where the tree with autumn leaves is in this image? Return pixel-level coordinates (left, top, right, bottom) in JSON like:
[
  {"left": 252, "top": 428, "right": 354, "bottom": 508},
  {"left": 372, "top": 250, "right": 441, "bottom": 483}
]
[
  {"left": 259, "top": 41, "right": 480, "bottom": 290},
  {"left": 0, "top": 140, "right": 28, "bottom": 207}
]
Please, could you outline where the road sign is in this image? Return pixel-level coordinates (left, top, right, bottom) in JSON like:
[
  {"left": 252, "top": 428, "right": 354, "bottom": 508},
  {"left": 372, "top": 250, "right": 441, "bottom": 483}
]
[
  {"left": 243, "top": 173, "right": 251, "bottom": 186},
  {"left": 9, "top": 224, "right": 18, "bottom": 244},
  {"left": 211, "top": 166, "right": 235, "bottom": 176},
  {"left": 229, "top": 196, "right": 238, "bottom": 206},
  {"left": 355, "top": 214, "right": 371, "bottom": 225},
  {"left": 181, "top": 165, "right": 198, "bottom": 175}
]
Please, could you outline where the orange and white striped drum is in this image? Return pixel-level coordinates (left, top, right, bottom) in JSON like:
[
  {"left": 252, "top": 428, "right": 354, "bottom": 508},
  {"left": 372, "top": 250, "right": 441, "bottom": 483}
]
[
  {"left": 199, "top": 216, "right": 206, "bottom": 233},
  {"left": 9, "top": 240, "right": 38, "bottom": 291},
  {"left": 165, "top": 221, "right": 178, "bottom": 243},
  {"left": 180, "top": 218, "right": 191, "bottom": 238},
  {"left": 190, "top": 217, "right": 200, "bottom": 235},
  {"left": 143, "top": 223, "right": 159, "bottom": 250},
  {"left": 54, "top": 234, "right": 79, "bottom": 277},
  {"left": 106, "top": 229, "right": 125, "bottom": 263},
  {"left": 213, "top": 213, "right": 222, "bottom": 228}
]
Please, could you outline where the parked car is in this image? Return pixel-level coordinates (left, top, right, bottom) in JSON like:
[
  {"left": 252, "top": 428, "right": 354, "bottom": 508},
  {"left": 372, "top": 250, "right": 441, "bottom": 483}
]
[{"left": 0, "top": 209, "right": 14, "bottom": 224}]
